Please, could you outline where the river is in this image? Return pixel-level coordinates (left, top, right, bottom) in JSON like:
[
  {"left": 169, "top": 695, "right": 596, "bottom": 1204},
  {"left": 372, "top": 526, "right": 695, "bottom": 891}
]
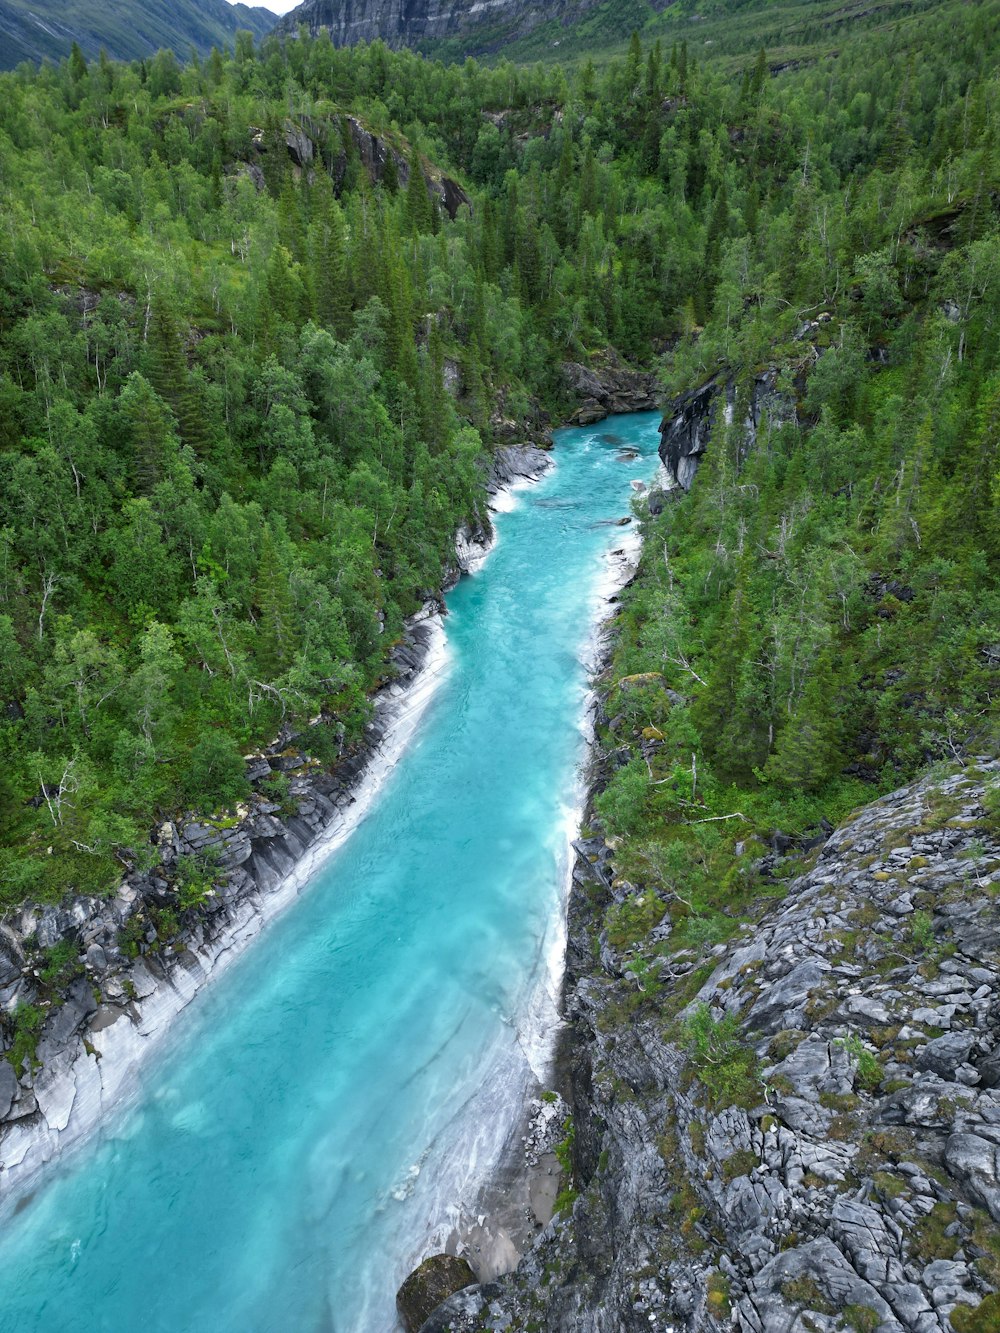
[{"left": 0, "top": 411, "right": 662, "bottom": 1333}]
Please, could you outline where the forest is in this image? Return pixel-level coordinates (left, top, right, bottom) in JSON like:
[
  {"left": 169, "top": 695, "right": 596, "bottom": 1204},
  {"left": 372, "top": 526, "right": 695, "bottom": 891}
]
[{"left": 0, "top": 0, "right": 997, "bottom": 949}]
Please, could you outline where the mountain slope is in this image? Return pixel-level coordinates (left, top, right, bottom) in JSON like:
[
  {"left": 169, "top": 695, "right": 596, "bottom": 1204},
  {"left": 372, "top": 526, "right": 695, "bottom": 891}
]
[
  {"left": 274, "top": 0, "right": 608, "bottom": 57},
  {"left": 274, "top": 0, "right": 932, "bottom": 65},
  {"left": 0, "top": 0, "right": 276, "bottom": 70}
]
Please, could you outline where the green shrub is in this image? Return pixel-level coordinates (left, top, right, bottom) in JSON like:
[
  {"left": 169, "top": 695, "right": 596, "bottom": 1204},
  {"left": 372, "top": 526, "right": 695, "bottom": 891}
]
[
  {"left": 593, "top": 760, "right": 650, "bottom": 839},
  {"left": 910, "top": 909, "right": 935, "bottom": 952},
  {"left": 8, "top": 1003, "right": 44, "bottom": 1075},
  {"left": 174, "top": 848, "right": 221, "bottom": 910},
  {"left": 180, "top": 732, "right": 250, "bottom": 813},
  {"left": 38, "top": 939, "right": 83, "bottom": 991},
  {"left": 838, "top": 1034, "right": 883, "bottom": 1091},
  {"left": 950, "top": 1294, "right": 1000, "bottom": 1333},
  {"left": 681, "top": 1004, "right": 761, "bottom": 1109}
]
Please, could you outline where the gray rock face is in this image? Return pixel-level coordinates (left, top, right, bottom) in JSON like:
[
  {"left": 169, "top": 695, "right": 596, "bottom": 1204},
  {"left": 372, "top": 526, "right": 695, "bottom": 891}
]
[
  {"left": 277, "top": 0, "right": 605, "bottom": 57},
  {"left": 250, "top": 113, "right": 471, "bottom": 219},
  {"left": 560, "top": 354, "right": 659, "bottom": 426},
  {"left": 0, "top": 1062, "right": 17, "bottom": 1120},
  {"left": 426, "top": 761, "right": 1000, "bottom": 1331},
  {"left": 658, "top": 368, "right": 793, "bottom": 490}
]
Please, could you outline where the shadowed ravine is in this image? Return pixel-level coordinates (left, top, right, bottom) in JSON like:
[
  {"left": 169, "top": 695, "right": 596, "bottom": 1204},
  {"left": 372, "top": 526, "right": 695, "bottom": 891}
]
[{"left": 0, "top": 413, "right": 662, "bottom": 1333}]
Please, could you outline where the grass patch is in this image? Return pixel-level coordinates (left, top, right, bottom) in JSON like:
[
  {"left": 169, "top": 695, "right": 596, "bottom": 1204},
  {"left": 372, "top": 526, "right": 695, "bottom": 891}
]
[
  {"left": 6, "top": 1002, "right": 44, "bottom": 1075},
  {"left": 911, "top": 1202, "right": 960, "bottom": 1263},
  {"left": 553, "top": 1115, "right": 577, "bottom": 1216},
  {"left": 950, "top": 1295, "right": 1000, "bottom": 1333}
]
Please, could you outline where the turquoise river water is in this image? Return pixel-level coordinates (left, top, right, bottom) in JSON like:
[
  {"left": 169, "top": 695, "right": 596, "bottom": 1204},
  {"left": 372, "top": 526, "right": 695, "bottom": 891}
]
[{"left": 0, "top": 412, "right": 662, "bottom": 1333}]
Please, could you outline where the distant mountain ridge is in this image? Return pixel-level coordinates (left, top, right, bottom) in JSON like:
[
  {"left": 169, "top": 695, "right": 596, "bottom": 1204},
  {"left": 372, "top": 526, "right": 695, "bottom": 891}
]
[
  {"left": 0, "top": 0, "right": 277, "bottom": 70},
  {"left": 273, "top": 0, "right": 610, "bottom": 57}
]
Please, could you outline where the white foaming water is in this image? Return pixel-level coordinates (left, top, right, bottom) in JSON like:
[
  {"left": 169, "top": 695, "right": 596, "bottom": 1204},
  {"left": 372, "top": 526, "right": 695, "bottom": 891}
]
[{"left": 0, "top": 414, "right": 663, "bottom": 1333}]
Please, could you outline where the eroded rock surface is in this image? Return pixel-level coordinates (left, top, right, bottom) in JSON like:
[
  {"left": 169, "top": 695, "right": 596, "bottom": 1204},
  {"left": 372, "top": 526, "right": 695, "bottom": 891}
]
[
  {"left": 658, "top": 368, "right": 793, "bottom": 491},
  {"left": 424, "top": 763, "right": 1000, "bottom": 1331},
  {"left": 276, "top": 0, "right": 607, "bottom": 58},
  {"left": 561, "top": 353, "right": 659, "bottom": 426}
]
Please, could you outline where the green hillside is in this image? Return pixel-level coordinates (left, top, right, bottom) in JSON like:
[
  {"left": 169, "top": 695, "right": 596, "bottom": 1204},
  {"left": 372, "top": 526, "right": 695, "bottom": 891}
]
[
  {"left": 0, "top": 0, "right": 276, "bottom": 70},
  {"left": 0, "top": 2, "right": 996, "bottom": 942}
]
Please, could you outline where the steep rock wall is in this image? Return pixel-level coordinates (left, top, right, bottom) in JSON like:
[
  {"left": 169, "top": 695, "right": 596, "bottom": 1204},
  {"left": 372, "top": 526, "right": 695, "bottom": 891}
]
[
  {"left": 276, "top": 0, "right": 606, "bottom": 57},
  {"left": 561, "top": 355, "right": 659, "bottom": 427},
  {"left": 244, "top": 114, "right": 472, "bottom": 218},
  {"left": 422, "top": 761, "right": 1000, "bottom": 1332},
  {"left": 658, "top": 368, "right": 793, "bottom": 491}
]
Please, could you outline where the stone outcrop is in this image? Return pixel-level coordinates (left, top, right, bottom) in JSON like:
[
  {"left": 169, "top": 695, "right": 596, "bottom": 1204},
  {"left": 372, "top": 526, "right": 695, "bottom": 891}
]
[
  {"left": 560, "top": 353, "right": 659, "bottom": 426},
  {"left": 276, "top": 0, "right": 606, "bottom": 58},
  {"left": 658, "top": 367, "right": 794, "bottom": 490},
  {"left": 449, "top": 445, "right": 553, "bottom": 581},
  {"left": 248, "top": 114, "right": 472, "bottom": 218},
  {"left": 397, "top": 1254, "right": 477, "bottom": 1332},
  {"left": 420, "top": 761, "right": 1000, "bottom": 1332}
]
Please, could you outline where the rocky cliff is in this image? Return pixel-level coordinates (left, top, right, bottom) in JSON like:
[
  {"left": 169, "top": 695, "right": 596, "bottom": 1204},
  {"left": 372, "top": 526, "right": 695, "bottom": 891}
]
[
  {"left": 658, "top": 367, "right": 794, "bottom": 491},
  {"left": 421, "top": 760, "right": 1000, "bottom": 1332},
  {"left": 245, "top": 113, "right": 471, "bottom": 218},
  {"left": 276, "top": 0, "right": 604, "bottom": 57},
  {"left": 561, "top": 353, "right": 660, "bottom": 427}
]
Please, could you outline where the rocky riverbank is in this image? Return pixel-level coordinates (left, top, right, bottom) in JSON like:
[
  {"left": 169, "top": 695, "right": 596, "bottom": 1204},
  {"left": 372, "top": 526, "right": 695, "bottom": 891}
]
[
  {"left": 415, "top": 758, "right": 1000, "bottom": 1332},
  {"left": 396, "top": 456, "right": 653, "bottom": 1331},
  {"left": 0, "top": 444, "right": 552, "bottom": 1209},
  {"left": 561, "top": 352, "right": 659, "bottom": 427}
]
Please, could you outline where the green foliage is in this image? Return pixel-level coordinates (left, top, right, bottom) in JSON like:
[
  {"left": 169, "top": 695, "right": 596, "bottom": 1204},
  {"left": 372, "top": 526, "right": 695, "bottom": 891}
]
[
  {"left": 910, "top": 910, "right": 935, "bottom": 952},
  {"left": 7, "top": 1003, "right": 44, "bottom": 1075},
  {"left": 842, "top": 1307, "right": 880, "bottom": 1333},
  {"left": 837, "top": 1035, "right": 883, "bottom": 1093},
  {"left": 912, "top": 1202, "right": 961, "bottom": 1264},
  {"left": 681, "top": 1004, "right": 761, "bottom": 1109},
  {"left": 174, "top": 849, "right": 221, "bottom": 910},
  {"left": 706, "top": 1271, "right": 731, "bottom": 1320},
  {"left": 180, "top": 733, "right": 249, "bottom": 813},
  {"left": 983, "top": 784, "right": 1000, "bottom": 836},
  {"left": 950, "top": 1297, "right": 1000, "bottom": 1333},
  {"left": 604, "top": 890, "right": 666, "bottom": 952},
  {"left": 594, "top": 760, "right": 652, "bottom": 840},
  {"left": 38, "top": 939, "right": 83, "bottom": 990},
  {"left": 553, "top": 1115, "right": 577, "bottom": 1214}
]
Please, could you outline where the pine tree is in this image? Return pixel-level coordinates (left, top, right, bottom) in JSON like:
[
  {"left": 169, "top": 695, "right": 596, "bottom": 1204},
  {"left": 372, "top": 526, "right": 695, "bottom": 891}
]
[
  {"left": 312, "top": 187, "right": 351, "bottom": 338},
  {"left": 404, "top": 143, "right": 432, "bottom": 236},
  {"left": 578, "top": 146, "right": 598, "bottom": 219},
  {"left": 69, "top": 42, "right": 87, "bottom": 83},
  {"left": 119, "top": 373, "right": 179, "bottom": 495},
  {"left": 255, "top": 526, "right": 297, "bottom": 679}
]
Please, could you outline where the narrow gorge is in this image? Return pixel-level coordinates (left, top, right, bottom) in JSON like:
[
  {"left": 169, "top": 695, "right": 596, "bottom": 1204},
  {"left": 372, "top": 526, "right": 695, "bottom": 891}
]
[{"left": 0, "top": 414, "right": 663, "bottom": 1333}]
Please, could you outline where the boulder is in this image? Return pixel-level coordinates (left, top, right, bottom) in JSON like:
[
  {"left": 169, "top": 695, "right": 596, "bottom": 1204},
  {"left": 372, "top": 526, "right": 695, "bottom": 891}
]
[
  {"left": 916, "top": 1031, "right": 977, "bottom": 1079},
  {"left": 396, "top": 1254, "right": 477, "bottom": 1333}
]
